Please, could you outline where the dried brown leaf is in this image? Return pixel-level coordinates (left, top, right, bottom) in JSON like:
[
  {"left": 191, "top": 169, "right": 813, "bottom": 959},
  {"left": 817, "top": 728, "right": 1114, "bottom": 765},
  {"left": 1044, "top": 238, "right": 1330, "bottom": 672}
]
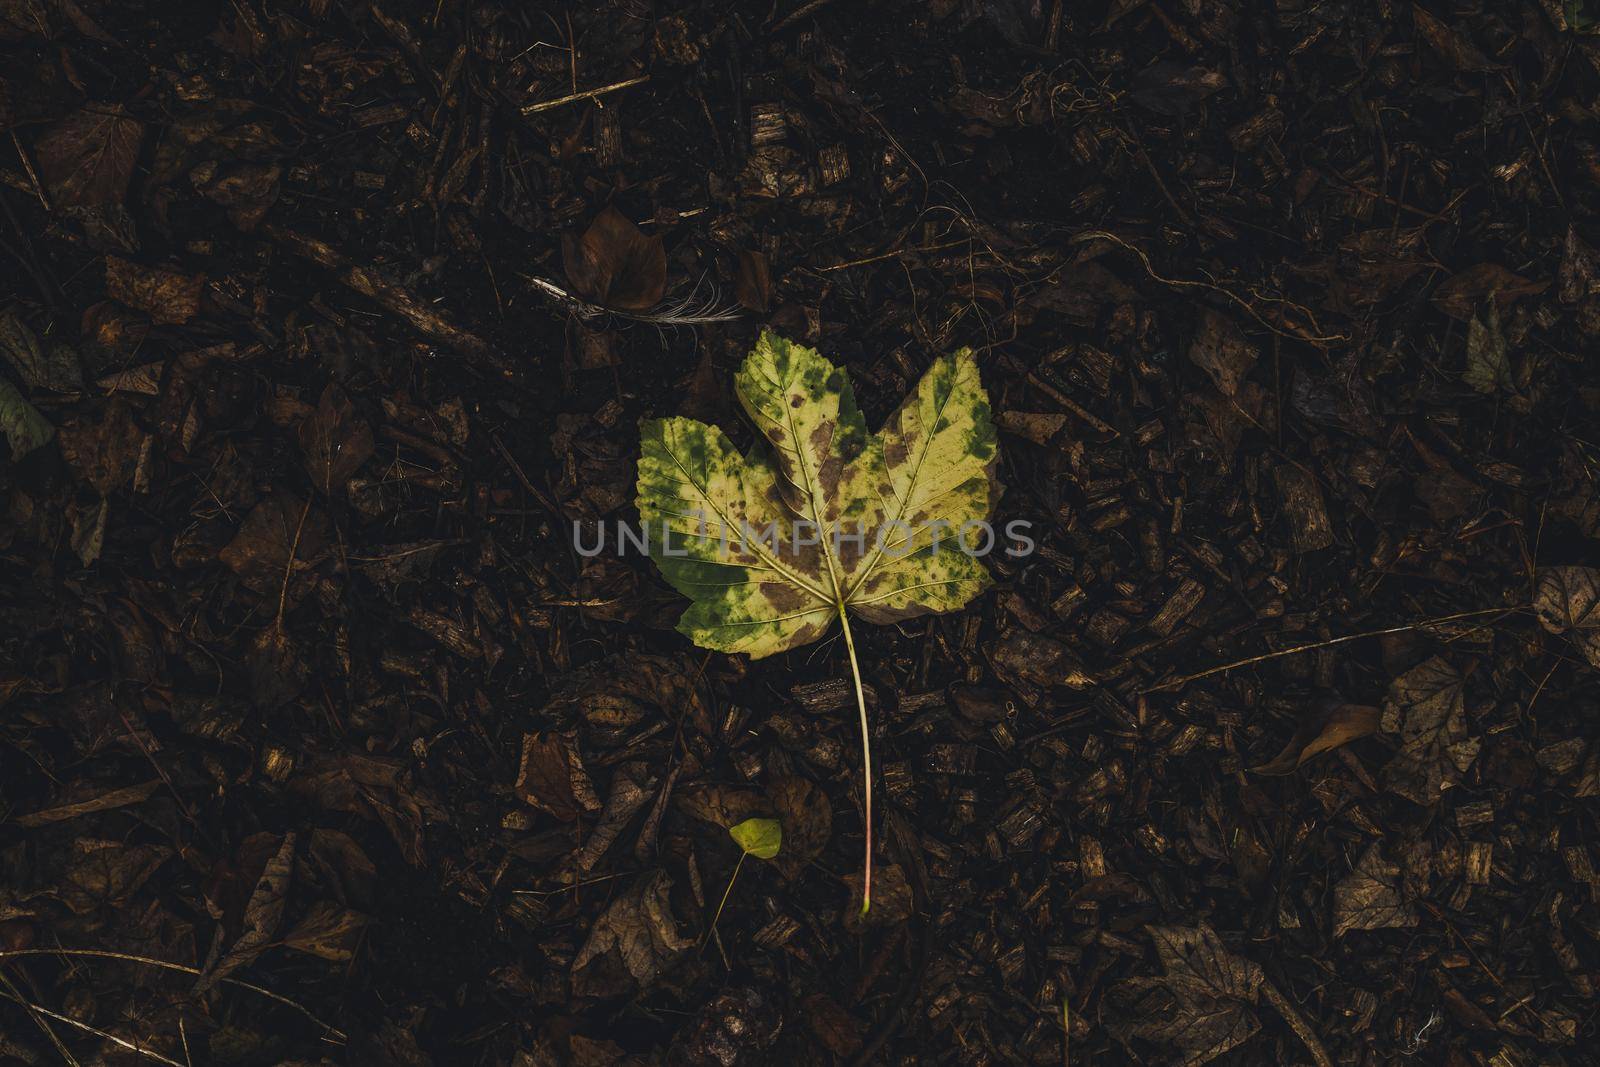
[
  {"left": 767, "top": 774, "right": 831, "bottom": 881},
  {"left": 196, "top": 832, "right": 296, "bottom": 994},
  {"left": 1430, "top": 263, "right": 1547, "bottom": 322},
  {"left": 1534, "top": 566, "right": 1600, "bottom": 668},
  {"left": 735, "top": 249, "right": 771, "bottom": 312},
  {"left": 105, "top": 256, "right": 205, "bottom": 325},
  {"left": 299, "top": 383, "right": 375, "bottom": 495},
  {"left": 1252, "top": 700, "right": 1380, "bottom": 775},
  {"left": 514, "top": 734, "right": 579, "bottom": 821},
  {"left": 282, "top": 900, "right": 368, "bottom": 962},
  {"left": 35, "top": 104, "right": 144, "bottom": 207},
  {"left": 1380, "top": 656, "right": 1479, "bottom": 804},
  {"left": 571, "top": 871, "right": 692, "bottom": 997},
  {"left": 1188, "top": 309, "right": 1257, "bottom": 396},
  {"left": 1413, "top": 7, "right": 1500, "bottom": 72},
  {"left": 561, "top": 205, "right": 666, "bottom": 312},
  {"left": 218, "top": 492, "right": 330, "bottom": 595},
  {"left": 1333, "top": 842, "right": 1416, "bottom": 937},
  {"left": 1109, "top": 924, "right": 1263, "bottom": 1066}
]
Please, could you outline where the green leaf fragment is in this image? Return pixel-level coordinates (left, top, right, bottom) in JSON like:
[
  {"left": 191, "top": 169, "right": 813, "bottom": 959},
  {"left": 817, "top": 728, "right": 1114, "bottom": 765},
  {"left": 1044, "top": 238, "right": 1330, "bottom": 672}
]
[
  {"left": 728, "top": 817, "right": 782, "bottom": 860},
  {"left": 0, "top": 376, "right": 54, "bottom": 460},
  {"left": 1464, "top": 301, "right": 1512, "bottom": 394}
]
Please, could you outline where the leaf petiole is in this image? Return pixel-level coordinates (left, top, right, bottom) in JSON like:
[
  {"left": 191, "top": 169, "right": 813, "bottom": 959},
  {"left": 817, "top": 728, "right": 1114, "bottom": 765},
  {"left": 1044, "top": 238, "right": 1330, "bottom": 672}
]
[{"left": 838, "top": 602, "right": 872, "bottom": 916}]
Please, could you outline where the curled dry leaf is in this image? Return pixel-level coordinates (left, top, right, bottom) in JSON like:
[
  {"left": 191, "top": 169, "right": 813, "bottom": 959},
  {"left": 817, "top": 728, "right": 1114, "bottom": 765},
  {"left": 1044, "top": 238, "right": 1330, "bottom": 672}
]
[
  {"left": 561, "top": 205, "right": 666, "bottom": 312},
  {"left": 1252, "top": 698, "right": 1380, "bottom": 776},
  {"left": 571, "top": 870, "right": 693, "bottom": 998},
  {"left": 1534, "top": 566, "right": 1600, "bottom": 668},
  {"left": 196, "top": 832, "right": 296, "bottom": 994},
  {"left": 282, "top": 900, "right": 369, "bottom": 962}
]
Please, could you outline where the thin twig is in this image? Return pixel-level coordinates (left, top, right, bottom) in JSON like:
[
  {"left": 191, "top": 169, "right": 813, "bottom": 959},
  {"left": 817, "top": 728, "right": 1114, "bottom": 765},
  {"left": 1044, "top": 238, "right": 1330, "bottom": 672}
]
[
  {"left": 0, "top": 949, "right": 346, "bottom": 1040},
  {"left": 520, "top": 74, "right": 648, "bottom": 115},
  {"left": 1141, "top": 606, "right": 1525, "bottom": 693},
  {"left": 0, "top": 967, "right": 80, "bottom": 1065},
  {"left": 0, "top": 988, "right": 184, "bottom": 1066},
  {"left": 1074, "top": 229, "right": 1349, "bottom": 345},
  {"left": 770, "top": 0, "right": 842, "bottom": 32}
]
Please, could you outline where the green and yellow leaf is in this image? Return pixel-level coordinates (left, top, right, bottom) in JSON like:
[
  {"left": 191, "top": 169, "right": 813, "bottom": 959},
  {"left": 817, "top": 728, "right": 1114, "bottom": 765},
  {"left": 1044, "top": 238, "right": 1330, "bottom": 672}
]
[
  {"left": 635, "top": 331, "right": 1000, "bottom": 658},
  {"left": 635, "top": 329, "right": 1002, "bottom": 913}
]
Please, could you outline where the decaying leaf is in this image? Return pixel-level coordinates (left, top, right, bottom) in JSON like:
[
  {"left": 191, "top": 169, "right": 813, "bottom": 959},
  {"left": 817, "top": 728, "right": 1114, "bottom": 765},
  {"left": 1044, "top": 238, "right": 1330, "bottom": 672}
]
[
  {"left": 635, "top": 331, "right": 999, "bottom": 910},
  {"left": 728, "top": 817, "right": 782, "bottom": 859},
  {"left": 1333, "top": 842, "right": 1416, "bottom": 937},
  {"left": 767, "top": 773, "right": 831, "bottom": 881},
  {"left": 1187, "top": 309, "right": 1256, "bottom": 396},
  {"left": 59, "top": 839, "right": 172, "bottom": 913},
  {"left": 219, "top": 492, "right": 331, "bottom": 595},
  {"left": 35, "top": 104, "right": 144, "bottom": 208},
  {"left": 0, "top": 310, "right": 83, "bottom": 392},
  {"left": 561, "top": 205, "right": 666, "bottom": 312},
  {"left": 1380, "top": 656, "right": 1479, "bottom": 804},
  {"left": 105, "top": 256, "right": 205, "bottom": 324},
  {"left": 571, "top": 871, "right": 693, "bottom": 997},
  {"left": 282, "top": 900, "right": 369, "bottom": 962},
  {"left": 299, "top": 382, "right": 375, "bottom": 495},
  {"left": 515, "top": 731, "right": 599, "bottom": 822},
  {"left": 1108, "top": 924, "right": 1264, "bottom": 1066},
  {"left": 1252, "top": 699, "right": 1381, "bottom": 775},
  {"left": 1534, "top": 566, "right": 1600, "bottom": 668},
  {"left": 1464, "top": 300, "right": 1512, "bottom": 394},
  {"left": 196, "top": 832, "right": 296, "bottom": 994}
]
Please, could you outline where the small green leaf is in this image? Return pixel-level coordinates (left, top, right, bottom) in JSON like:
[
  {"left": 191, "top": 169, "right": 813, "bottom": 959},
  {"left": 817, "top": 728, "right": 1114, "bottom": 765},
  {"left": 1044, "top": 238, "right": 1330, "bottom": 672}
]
[
  {"left": 728, "top": 817, "right": 782, "bottom": 860},
  {"left": 0, "top": 377, "right": 54, "bottom": 460}
]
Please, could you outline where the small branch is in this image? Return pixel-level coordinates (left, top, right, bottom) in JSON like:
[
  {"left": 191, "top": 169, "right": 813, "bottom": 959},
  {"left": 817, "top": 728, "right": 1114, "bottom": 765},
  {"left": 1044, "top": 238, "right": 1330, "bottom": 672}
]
[
  {"left": 520, "top": 74, "right": 648, "bottom": 116},
  {"left": 263, "top": 224, "right": 515, "bottom": 378},
  {"left": 1260, "top": 979, "right": 1333, "bottom": 1067},
  {"left": 0, "top": 987, "right": 184, "bottom": 1066}
]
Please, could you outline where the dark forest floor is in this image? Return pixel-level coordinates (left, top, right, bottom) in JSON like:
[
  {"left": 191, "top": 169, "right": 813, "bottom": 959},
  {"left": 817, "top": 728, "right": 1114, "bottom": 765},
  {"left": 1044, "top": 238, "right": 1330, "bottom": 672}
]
[{"left": 2, "top": 1, "right": 1599, "bottom": 1064}]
